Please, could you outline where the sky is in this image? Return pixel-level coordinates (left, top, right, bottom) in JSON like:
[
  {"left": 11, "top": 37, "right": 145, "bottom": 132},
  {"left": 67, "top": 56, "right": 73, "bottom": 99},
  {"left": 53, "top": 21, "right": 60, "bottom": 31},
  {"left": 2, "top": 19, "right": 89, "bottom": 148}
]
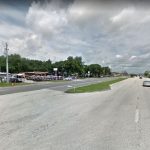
[{"left": 0, "top": 0, "right": 150, "bottom": 73}]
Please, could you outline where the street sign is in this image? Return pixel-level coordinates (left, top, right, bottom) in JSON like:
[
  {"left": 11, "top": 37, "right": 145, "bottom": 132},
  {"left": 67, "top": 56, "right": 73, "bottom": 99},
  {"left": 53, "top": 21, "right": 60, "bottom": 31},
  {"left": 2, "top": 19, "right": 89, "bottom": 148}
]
[{"left": 53, "top": 68, "right": 58, "bottom": 71}]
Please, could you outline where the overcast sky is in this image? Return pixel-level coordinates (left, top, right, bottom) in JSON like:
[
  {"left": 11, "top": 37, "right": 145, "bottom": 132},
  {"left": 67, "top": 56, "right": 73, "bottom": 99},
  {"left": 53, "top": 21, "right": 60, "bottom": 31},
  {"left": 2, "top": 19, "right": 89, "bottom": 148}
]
[{"left": 0, "top": 0, "right": 150, "bottom": 73}]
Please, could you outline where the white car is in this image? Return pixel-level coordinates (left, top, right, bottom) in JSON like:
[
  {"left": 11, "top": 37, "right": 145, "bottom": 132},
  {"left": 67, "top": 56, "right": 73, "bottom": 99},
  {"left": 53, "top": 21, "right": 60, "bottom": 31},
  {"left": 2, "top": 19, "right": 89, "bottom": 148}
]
[
  {"left": 64, "top": 77, "right": 73, "bottom": 81},
  {"left": 143, "top": 81, "right": 150, "bottom": 87}
]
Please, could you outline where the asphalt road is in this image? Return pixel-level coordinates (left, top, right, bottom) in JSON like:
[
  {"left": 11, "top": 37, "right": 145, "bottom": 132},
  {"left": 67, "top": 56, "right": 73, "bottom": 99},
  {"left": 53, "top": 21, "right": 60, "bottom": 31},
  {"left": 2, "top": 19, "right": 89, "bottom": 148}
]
[
  {"left": 0, "top": 77, "right": 150, "bottom": 150},
  {"left": 0, "top": 77, "right": 114, "bottom": 95}
]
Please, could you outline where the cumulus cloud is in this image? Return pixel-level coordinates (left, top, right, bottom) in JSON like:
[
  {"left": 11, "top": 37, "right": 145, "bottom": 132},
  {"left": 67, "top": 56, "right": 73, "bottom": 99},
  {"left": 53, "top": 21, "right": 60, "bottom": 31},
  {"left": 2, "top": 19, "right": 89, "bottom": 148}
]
[
  {"left": 111, "top": 8, "right": 135, "bottom": 23},
  {"left": 26, "top": 1, "right": 68, "bottom": 37},
  {"left": 116, "top": 54, "right": 123, "bottom": 58},
  {"left": 0, "top": 0, "right": 150, "bottom": 73},
  {"left": 129, "top": 55, "right": 137, "bottom": 61},
  {"left": 110, "top": 7, "right": 150, "bottom": 32}
]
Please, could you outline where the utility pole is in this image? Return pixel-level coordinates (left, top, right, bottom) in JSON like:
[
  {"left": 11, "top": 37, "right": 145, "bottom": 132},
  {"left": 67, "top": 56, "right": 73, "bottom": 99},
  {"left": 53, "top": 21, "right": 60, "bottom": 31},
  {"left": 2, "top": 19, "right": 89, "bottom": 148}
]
[{"left": 5, "top": 43, "right": 9, "bottom": 83}]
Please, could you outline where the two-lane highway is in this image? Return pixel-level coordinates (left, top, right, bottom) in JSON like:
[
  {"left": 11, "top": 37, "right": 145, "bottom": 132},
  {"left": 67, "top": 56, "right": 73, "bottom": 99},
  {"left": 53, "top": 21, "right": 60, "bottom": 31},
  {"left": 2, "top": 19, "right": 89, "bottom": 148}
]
[{"left": 0, "top": 77, "right": 150, "bottom": 150}]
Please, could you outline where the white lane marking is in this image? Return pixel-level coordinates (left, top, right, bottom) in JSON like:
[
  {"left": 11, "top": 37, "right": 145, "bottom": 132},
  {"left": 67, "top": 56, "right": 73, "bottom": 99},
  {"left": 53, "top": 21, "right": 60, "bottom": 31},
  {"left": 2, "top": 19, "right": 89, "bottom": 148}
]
[
  {"left": 135, "top": 109, "right": 139, "bottom": 123},
  {"left": 67, "top": 85, "right": 73, "bottom": 88}
]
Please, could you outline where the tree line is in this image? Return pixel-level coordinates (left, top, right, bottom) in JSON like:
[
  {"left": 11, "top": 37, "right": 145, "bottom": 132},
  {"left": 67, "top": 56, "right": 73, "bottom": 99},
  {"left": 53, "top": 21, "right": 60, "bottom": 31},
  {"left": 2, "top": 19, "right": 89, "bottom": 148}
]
[
  {"left": 144, "top": 71, "right": 150, "bottom": 78},
  {"left": 0, "top": 54, "right": 111, "bottom": 77}
]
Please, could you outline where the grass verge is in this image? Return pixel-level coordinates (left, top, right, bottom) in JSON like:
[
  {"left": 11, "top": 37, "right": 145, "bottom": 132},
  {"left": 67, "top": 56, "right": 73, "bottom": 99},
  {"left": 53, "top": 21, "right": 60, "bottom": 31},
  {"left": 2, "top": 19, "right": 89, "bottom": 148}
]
[
  {"left": 65, "top": 78, "right": 127, "bottom": 93},
  {"left": 0, "top": 82, "right": 30, "bottom": 87}
]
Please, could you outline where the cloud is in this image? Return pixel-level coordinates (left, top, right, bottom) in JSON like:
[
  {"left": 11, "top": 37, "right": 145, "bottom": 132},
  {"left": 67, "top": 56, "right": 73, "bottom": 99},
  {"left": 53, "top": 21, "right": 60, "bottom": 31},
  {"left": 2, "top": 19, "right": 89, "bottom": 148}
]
[
  {"left": 26, "top": 1, "right": 68, "bottom": 37},
  {"left": 111, "top": 8, "right": 135, "bottom": 23},
  {"left": 110, "top": 7, "right": 150, "bottom": 32},
  {"left": 0, "top": 0, "right": 150, "bottom": 73},
  {"left": 129, "top": 55, "right": 137, "bottom": 61},
  {"left": 0, "top": 4, "right": 25, "bottom": 25},
  {"left": 116, "top": 54, "right": 123, "bottom": 58},
  {"left": 20, "top": 0, "right": 150, "bottom": 72}
]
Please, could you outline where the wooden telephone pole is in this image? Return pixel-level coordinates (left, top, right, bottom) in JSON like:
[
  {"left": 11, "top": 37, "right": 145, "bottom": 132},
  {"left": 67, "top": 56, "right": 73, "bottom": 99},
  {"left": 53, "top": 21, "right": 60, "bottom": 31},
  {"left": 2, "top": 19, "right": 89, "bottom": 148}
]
[{"left": 5, "top": 43, "right": 9, "bottom": 83}]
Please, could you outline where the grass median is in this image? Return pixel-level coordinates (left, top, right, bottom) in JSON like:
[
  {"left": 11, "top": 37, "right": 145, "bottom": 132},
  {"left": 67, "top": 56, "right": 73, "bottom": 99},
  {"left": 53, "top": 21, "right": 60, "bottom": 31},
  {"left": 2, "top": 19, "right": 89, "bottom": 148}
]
[{"left": 65, "top": 78, "right": 127, "bottom": 93}]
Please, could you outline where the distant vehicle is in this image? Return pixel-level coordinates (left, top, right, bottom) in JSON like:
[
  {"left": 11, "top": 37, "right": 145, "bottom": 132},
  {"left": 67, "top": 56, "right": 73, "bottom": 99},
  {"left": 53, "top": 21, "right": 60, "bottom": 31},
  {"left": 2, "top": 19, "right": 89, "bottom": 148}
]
[
  {"left": 143, "top": 81, "right": 150, "bottom": 87},
  {"left": 9, "top": 77, "right": 22, "bottom": 83},
  {"left": 139, "top": 76, "right": 142, "bottom": 79},
  {"left": 10, "top": 74, "right": 25, "bottom": 82},
  {"left": 0, "top": 72, "right": 11, "bottom": 78},
  {"left": 0, "top": 72, "right": 12, "bottom": 82},
  {"left": 64, "top": 77, "right": 73, "bottom": 81}
]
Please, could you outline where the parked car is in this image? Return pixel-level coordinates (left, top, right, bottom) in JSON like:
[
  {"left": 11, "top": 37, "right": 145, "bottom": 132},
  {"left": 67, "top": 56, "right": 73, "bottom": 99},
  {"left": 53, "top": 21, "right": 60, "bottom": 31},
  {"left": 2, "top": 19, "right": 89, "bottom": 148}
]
[
  {"left": 143, "top": 81, "right": 150, "bottom": 87},
  {"left": 64, "top": 77, "right": 73, "bottom": 81},
  {"left": 9, "top": 77, "right": 22, "bottom": 83}
]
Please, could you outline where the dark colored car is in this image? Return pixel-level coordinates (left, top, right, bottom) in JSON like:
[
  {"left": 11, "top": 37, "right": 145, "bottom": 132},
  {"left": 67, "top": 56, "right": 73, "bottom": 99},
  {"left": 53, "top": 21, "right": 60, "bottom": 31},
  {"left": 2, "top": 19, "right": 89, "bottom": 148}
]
[{"left": 9, "top": 77, "right": 22, "bottom": 83}]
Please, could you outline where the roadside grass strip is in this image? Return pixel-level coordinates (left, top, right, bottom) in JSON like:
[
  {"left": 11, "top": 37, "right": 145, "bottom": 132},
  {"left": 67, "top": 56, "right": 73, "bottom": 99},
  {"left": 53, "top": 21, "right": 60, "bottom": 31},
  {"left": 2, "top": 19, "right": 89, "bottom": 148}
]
[
  {"left": 0, "top": 82, "right": 30, "bottom": 87},
  {"left": 65, "top": 78, "right": 127, "bottom": 93}
]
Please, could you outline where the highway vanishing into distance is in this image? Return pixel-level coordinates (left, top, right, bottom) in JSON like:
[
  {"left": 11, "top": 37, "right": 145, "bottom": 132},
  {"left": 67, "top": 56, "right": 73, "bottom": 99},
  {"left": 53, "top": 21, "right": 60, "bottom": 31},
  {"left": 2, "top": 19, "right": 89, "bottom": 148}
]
[{"left": 0, "top": 77, "right": 150, "bottom": 150}]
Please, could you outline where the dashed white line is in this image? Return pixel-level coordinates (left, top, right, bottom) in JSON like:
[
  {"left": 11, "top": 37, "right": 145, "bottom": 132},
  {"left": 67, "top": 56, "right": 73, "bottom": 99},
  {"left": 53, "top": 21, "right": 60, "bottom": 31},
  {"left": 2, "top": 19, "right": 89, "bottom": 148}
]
[
  {"left": 67, "top": 85, "right": 73, "bottom": 88},
  {"left": 135, "top": 109, "right": 139, "bottom": 123}
]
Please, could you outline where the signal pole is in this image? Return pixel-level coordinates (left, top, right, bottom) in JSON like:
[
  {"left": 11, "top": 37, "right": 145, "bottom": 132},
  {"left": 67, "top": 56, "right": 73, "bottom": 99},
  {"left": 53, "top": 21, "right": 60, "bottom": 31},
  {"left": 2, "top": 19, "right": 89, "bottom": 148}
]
[{"left": 5, "top": 43, "right": 9, "bottom": 83}]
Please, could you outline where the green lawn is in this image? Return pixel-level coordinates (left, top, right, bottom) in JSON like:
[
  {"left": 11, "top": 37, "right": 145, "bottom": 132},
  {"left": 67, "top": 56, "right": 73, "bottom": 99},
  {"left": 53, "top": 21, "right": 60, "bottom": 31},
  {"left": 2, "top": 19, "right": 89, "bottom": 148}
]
[
  {"left": 0, "top": 82, "right": 30, "bottom": 87},
  {"left": 65, "top": 78, "right": 127, "bottom": 93}
]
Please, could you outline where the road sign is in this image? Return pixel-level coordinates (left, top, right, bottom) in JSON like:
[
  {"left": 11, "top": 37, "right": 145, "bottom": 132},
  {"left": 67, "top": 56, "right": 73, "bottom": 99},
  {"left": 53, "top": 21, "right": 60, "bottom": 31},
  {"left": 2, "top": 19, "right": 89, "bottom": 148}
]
[{"left": 53, "top": 68, "right": 58, "bottom": 71}]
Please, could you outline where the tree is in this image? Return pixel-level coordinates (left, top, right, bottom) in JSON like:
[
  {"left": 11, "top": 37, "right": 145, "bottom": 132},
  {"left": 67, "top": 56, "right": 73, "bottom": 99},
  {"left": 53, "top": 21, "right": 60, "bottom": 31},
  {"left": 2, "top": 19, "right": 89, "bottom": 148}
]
[
  {"left": 144, "top": 71, "right": 150, "bottom": 78},
  {"left": 0, "top": 55, "right": 6, "bottom": 72},
  {"left": 88, "top": 64, "right": 102, "bottom": 77},
  {"left": 0, "top": 54, "right": 112, "bottom": 77},
  {"left": 64, "top": 56, "right": 84, "bottom": 76},
  {"left": 102, "top": 67, "right": 111, "bottom": 75}
]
